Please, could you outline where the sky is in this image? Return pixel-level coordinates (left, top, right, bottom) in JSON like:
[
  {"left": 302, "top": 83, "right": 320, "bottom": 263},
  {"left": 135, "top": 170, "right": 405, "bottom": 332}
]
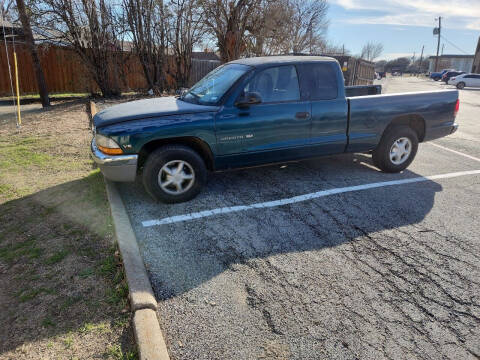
[{"left": 327, "top": 0, "right": 480, "bottom": 61}]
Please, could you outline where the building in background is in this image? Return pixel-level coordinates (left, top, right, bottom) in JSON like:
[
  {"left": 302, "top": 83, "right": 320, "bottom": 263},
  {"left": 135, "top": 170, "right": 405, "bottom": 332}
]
[
  {"left": 428, "top": 55, "right": 474, "bottom": 73},
  {"left": 473, "top": 37, "right": 480, "bottom": 73}
]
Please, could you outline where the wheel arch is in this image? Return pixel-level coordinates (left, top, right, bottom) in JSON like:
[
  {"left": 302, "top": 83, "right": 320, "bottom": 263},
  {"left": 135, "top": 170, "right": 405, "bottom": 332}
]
[
  {"left": 381, "top": 114, "right": 426, "bottom": 143},
  {"left": 138, "top": 137, "right": 215, "bottom": 172}
]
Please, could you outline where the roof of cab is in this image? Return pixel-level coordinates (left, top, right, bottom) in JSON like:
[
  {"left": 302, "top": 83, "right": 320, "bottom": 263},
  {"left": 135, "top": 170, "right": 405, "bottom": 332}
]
[{"left": 230, "top": 55, "right": 337, "bottom": 67}]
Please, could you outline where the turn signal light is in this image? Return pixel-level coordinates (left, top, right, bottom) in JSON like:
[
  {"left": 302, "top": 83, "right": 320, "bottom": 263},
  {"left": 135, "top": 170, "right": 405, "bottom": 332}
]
[{"left": 98, "top": 145, "right": 124, "bottom": 155}]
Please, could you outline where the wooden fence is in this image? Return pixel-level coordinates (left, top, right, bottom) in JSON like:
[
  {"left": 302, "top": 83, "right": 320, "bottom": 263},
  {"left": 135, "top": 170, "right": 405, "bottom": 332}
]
[
  {"left": 0, "top": 43, "right": 220, "bottom": 96},
  {"left": 189, "top": 59, "right": 221, "bottom": 86}
]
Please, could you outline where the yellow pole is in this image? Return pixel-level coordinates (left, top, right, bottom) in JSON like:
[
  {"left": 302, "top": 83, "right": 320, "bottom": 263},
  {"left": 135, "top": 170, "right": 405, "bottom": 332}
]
[{"left": 13, "top": 51, "right": 21, "bottom": 126}]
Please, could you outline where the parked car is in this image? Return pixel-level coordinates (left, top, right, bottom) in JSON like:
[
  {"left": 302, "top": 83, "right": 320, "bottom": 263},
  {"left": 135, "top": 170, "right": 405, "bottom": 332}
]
[
  {"left": 448, "top": 73, "right": 480, "bottom": 89},
  {"left": 92, "top": 56, "right": 460, "bottom": 203},
  {"left": 442, "top": 71, "right": 465, "bottom": 83},
  {"left": 430, "top": 69, "right": 454, "bottom": 81}
]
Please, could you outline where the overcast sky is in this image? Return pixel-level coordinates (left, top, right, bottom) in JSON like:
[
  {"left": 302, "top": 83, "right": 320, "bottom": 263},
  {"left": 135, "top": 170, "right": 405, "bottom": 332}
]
[{"left": 327, "top": 0, "right": 480, "bottom": 60}]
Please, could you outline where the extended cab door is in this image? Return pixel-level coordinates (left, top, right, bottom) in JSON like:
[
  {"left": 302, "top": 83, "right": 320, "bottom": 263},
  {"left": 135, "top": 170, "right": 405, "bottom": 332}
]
[
  {"left": 215, "top": 65, "right": 310, "bottom": 160},
  {"left": 297, "top": 62, "right": 349, "bottom": 155}
]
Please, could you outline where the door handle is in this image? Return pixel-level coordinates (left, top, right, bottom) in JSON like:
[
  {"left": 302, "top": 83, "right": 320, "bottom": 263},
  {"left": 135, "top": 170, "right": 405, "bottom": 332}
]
[{"left": 295, "top": 112, "right": 310, "bottom": 119}]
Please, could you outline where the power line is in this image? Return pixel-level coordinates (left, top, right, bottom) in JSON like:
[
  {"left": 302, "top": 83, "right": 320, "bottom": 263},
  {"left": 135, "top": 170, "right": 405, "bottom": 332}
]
[{"left": 440, "top": 35, "right": 469, "bottom": 55}]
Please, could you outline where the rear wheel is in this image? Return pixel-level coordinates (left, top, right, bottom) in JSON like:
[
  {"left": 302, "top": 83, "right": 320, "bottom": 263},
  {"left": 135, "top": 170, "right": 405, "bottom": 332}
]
[
  {"left": 456, "top": 82, "right": 465, "bottom": 89},
  {"left": 372, "top": 126, "right": 418, "bottom": 173},
  {"left": 142, "top": 145, "right": 207, "bottom": 203}
]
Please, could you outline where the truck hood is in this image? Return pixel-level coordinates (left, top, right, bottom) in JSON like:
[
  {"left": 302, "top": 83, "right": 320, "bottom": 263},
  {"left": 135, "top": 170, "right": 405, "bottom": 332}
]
[{"left": 93, "top": 97, "right": 219, "bottom": 128}]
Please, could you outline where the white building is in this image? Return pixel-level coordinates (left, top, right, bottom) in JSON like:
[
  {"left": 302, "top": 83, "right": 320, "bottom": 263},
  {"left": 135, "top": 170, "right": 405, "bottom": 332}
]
[{"left": 428, "top": 55, "right": 475, "bottom": 73}]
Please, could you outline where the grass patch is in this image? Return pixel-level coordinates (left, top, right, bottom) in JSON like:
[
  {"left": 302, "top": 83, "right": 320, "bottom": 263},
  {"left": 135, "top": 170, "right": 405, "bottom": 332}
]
[
  {"left": 99, "top": 255, "right": 117, "bottom": 276},
  {"left": 42, "top": 316, "right": 56, "bottom": 328},
  {"left": 18, "top": 287, "right": 54, "bottom": 302},
  {"left": 44, "top": 249, "right": 69, "bottom": 265},
  {"left": 63, "top": 334, "right": 74, "bottom": 349},
  {"left": 60, "top": 295, "right": 84, "bottom": 310},
  {"left": 79, "top": 267, "right": 95, "bottom": 278},
  {"left": 0, "top": 100, "right": 135, "bottom": 358},
  {"left": 0, "top": 238, "right": 43, "bottom": 263},
  {"left": 0, "top": 137, "right": 53, "bottom": 169},
  {"left": 79, "top": 322, "right": 109, "bottom": 334},
  {"left": 105, "top": 344, "right": 137, "bottom": 360}
]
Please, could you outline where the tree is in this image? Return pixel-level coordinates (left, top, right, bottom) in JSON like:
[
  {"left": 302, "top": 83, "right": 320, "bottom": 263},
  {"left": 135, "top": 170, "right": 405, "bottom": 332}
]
[
  {"left": 39, "top": 0, "right": 122, "bottom": 97},
  {"left": 245, "top": 0, "right": 329, "bottom": 56},
  {"left": 360, "top": 42, "right": 383, "bottom": 61},
  {"left": 16, "top": 0, "right": 50, "bottom": 107},
  {"left": 385, "top": 57, "right": 410, "bottom": 73},
  {"left": 167, "top": 0, "right": 205, "bottom": 88},
  {"left": 1, "top": 0, "right": 14, "bottom": 19},
  {"left": 199, "top": 0, "right": 263, "bottom": 62},
  {"left": 123, "top": 0, "right": 168, "bottom": 93},
  {"left": 281, "top": 0, "right": 328, "bottom": 54}
]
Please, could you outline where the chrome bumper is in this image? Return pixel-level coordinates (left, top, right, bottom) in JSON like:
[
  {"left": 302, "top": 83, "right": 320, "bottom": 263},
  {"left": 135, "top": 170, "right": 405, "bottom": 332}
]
[{"left": 91, "top": 139, "right": 138, "bottom": 182}]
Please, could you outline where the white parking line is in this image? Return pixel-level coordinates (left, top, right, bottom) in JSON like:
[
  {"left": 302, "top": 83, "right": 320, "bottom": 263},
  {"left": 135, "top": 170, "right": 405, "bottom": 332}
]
[
  {"left": 142, "top": 170, "right": 480, "bottom": 227},
  {"left": 428, "top": 142, "right": 480, "bottom": 163}
]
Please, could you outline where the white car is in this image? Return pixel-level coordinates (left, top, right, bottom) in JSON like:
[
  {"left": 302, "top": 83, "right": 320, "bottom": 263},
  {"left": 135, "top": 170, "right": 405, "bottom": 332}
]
[{"left": 448, "top": 73, "right": 480, "bottom": 89}]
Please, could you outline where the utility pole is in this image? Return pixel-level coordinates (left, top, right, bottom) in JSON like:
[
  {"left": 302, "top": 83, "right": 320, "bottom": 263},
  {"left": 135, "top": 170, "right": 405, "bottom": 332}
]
[
  {"left": 434, "top": 16, "right": 442, "bottom": 72},
  {"left": 419, "top": 45, "right": 424, "bottom": 75},
  {"left": 441, "top": 43, "right": 445, "bottom": 55}
]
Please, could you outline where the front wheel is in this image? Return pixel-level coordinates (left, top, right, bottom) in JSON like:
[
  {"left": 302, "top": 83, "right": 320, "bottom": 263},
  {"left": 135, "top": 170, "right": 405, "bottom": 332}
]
[
  {"left": 372, "top": 126, "right": 419, "bottom": 173},
  {"left": 456, "top": 82, "right": 465, "bottom": 89},
  {"left": 142, "top": 145, "right": 207, "bottom": 203}
]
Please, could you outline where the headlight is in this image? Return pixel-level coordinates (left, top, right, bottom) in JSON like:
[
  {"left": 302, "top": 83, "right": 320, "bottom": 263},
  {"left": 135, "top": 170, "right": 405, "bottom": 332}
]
[{"left": 95, "top": 133, "right": 123, "bottom": 155}]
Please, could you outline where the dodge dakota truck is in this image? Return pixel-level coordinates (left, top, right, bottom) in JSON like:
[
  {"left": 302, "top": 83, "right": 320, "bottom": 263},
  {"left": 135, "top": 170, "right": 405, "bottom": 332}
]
[{"left": 92, "top": 56, "right": 459, "bottom": 203}]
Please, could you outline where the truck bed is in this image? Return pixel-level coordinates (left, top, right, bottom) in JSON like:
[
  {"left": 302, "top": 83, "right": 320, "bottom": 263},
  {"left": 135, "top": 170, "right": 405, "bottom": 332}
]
[{"left": 346, "top": 89, "right": 459, "bottom": 152}]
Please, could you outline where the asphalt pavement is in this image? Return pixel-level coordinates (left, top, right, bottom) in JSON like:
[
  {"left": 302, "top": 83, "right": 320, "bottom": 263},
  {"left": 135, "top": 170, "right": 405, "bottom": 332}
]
[{"left": 118, "top": 76, "right": 480, "bottom": 360}]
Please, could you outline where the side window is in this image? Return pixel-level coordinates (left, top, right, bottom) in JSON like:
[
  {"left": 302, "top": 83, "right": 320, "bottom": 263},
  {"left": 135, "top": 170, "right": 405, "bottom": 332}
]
[
  {"left": 464, "top": 75, "right": 473, "bottom": 78},
  {"left": 243, "top": 65, "right": 300, "bottom": 103},
  {"left": 297, "top": 63, "right": 338, "bottom": 100}
]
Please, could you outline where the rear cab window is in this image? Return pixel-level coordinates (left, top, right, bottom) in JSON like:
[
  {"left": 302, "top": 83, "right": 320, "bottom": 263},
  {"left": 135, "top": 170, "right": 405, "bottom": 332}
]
[{"left": 297, "top": 62, "right": 339, "bottom": 100}]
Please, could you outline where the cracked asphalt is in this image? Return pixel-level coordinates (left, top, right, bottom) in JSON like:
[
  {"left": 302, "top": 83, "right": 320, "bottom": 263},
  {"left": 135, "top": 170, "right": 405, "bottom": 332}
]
[{"left": 117, "top": 76, "right": 480, "bottom": 359}]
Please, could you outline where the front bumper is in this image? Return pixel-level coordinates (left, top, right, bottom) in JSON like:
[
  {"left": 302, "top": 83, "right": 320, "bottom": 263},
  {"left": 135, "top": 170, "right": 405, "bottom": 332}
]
[{"left": 91, "top": 139, "right": 138, "bottom": 182}]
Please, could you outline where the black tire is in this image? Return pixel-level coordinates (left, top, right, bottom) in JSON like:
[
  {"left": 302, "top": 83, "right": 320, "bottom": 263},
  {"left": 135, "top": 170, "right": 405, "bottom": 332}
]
[
  {"left": 372, "top": 126, "right": 419, "bottom": 173},
  {"left": 456, "top": 82, "right": 465, "bottom": 89},
  {"left": 142, "top": 145, "right": 207, "bottom": 203}
]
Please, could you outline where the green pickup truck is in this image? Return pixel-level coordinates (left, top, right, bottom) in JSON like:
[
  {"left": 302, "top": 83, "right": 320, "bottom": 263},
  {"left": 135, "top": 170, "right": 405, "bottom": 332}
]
[{"left": 92, "top": 56, "right": 459, "bottom": 203}]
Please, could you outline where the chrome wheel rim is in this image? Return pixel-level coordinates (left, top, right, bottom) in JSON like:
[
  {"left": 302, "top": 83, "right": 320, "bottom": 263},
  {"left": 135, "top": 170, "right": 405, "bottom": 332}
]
[
  {"left": 389, "top": 137, "right": 412, "bottom": 165},
  {"left": 158, "top": 160, "right": 195, "bottom": 195}
]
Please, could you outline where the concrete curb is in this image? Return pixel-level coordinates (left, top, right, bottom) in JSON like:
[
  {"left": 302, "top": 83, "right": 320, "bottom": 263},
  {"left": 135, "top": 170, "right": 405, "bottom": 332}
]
[{"left": 104, "top": 179, "right": 170, "bottom": 360}]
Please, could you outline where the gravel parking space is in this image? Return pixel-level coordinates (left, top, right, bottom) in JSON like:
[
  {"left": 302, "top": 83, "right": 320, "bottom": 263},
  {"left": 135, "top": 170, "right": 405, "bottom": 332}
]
[{"left": 118, "top": 76, "right": 480, "bottom": 359}]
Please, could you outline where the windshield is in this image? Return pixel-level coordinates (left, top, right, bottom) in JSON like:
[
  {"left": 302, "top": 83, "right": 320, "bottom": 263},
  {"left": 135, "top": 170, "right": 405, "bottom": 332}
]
[{"left": 182, "top": 64, "right": 251, "bottom": 105}]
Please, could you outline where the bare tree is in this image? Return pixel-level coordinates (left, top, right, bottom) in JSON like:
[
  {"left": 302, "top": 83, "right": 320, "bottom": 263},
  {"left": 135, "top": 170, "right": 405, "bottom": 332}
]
[
  {"left": 245, "top": 0, "right": 290, "bottom": 56},
  {"left": 167, "top": 0, "right": 205, "bottom": 88},
  {"left": 282, "top": 0, "right": 328, "bottom": 54},
  {"left": 245, "top": 0, "right": 328, "bottom": 56},
  {"left": 1, "top": 0, "right": 14, "bottom": 19},
  {"left": 39, "top": 0, "right": 122, "bottom": 97},
  {"left": 360, "top": 42, "right": 383, "bottom": 61},
  {"left": 123, "top": 0, "right": 168, "bottom": 93},
  {"left": 199, "top": 0, "right": 263, "bottom": 62},
  {"left": 16, "top": 0, "right": 50, "bottom": 107}
]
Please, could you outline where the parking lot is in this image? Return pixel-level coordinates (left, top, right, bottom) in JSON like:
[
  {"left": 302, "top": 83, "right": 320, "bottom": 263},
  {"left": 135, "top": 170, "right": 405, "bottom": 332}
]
[{"left": 117, "top": 76, "right": 480, "bottom": 359}]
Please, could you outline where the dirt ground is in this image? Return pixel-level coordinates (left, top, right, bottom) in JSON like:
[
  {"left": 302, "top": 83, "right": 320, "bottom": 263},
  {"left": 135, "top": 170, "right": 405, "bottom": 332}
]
[{"left": 0, "top": 101, "right": 137, "bottom": 359}]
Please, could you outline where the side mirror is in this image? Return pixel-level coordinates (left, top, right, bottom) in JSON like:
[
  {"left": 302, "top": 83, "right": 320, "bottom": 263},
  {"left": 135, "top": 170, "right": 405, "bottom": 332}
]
[{"left": 235, "top": 92, "right": 262, "bottom": 108}]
